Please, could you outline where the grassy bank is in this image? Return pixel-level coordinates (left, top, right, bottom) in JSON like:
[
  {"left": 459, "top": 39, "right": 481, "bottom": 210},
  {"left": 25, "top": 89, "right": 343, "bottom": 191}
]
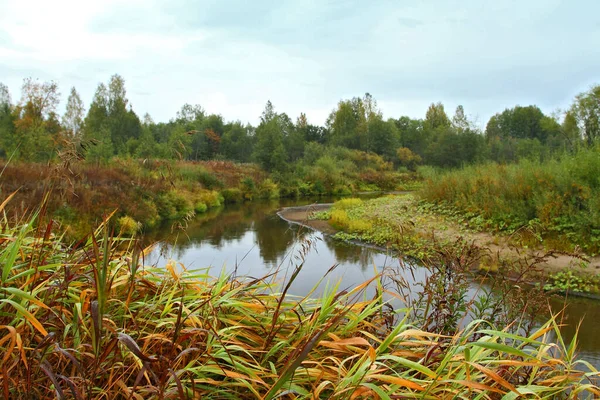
[
  {"left": 1, "top": 211, "right": 599, "bottom": 398},
  {"left": 419, "top": 146, "right": 600, "bottom": 255},
  {"left": 312, "top": 195, "right": 600, "bottom": 294},
  {"left": 0, "top": 156, "right": 414, "bottom": 240}
]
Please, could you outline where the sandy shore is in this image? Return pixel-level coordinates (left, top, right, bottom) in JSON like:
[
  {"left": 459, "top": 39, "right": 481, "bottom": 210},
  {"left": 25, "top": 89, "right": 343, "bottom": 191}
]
[{"left": 278, "top": 203, "right": 600, "bottom": 278}]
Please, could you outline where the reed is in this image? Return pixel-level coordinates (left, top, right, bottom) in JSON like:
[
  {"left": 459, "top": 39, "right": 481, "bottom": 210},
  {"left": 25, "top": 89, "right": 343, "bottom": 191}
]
[{"left": 0, "top": 210, "right": 598, "bottom": 398}]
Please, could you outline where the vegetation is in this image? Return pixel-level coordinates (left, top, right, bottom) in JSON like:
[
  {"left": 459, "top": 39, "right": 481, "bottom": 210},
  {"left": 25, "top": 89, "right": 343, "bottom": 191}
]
[
  {"left": 420, "top": 146, "right": 600, "bottom": 254},
  {"left": 314, "top": 195, "right": 449, "bottom": 260},
  {"left": 542, "top": 269, "right": 600, "bottom": 294},
  {"left": 2, "top": 77, "right": 598, "bottom": 170},
  {"left": 0, "top": 206, "right": 598, "bottom": 398}
]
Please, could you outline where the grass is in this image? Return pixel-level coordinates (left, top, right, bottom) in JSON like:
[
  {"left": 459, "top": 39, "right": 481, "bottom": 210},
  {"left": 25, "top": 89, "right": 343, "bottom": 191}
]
[
  {"left": 1, "top": 202, "right": 599, "bottom": 398},
  {"left": 419, "top": 146, "right": 600, "bottom": 254},
  {"left": 0, "top": 156, "right": 415, "bottom": 241}
]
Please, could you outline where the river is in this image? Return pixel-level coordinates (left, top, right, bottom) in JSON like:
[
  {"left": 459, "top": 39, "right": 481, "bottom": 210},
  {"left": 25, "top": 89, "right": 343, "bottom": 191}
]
[{"left": 145, "top": 197, "right": 600, "bottom": 369}]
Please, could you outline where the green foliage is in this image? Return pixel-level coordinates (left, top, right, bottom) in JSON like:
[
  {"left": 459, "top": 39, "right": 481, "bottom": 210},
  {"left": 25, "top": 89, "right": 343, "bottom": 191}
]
[
  {"left": 221, "top": 188, "right": 244, "bottom": 203},
  {"left": 156, "top": 190, "right": 192, "bottom": 220},
  {"left": 257, "top": 178, "right": 279, "bottom": 199},
  {"left": 197, "top": 190, "right": 223, "bottom": 208},
  {"left": 419, "top": 146, "right": 600, "bottom": 253},
  {"left": 543, "top": 269, "right": 600, "bottom": 293},
  {"left": 117, "top": 215, "right": 140, "bottom": 235},
  {"left": 333, "top": 198, "right": 362, "bottom": 210},
  {"left": 570, "top": 84, "right": 600, "bottom": 145}
]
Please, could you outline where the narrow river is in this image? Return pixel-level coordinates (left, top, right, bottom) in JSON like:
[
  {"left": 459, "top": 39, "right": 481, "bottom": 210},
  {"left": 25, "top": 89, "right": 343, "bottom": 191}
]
[{"left": 145, "top": 197, "right": 600, "bottom": 369}]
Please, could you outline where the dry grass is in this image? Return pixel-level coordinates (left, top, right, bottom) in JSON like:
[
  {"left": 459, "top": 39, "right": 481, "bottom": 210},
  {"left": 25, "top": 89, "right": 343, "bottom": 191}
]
[{"left": 0, "top": 204, "right": 598, "bottom": 398}]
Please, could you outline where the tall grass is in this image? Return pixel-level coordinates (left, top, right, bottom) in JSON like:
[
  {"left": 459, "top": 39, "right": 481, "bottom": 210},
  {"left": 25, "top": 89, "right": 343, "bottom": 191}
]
[
  {"left": 420, "top": 146, "right": 600, "bottom": 253},
  {"left": 0, "top": 211, "right": 598, "bottom": 398}
]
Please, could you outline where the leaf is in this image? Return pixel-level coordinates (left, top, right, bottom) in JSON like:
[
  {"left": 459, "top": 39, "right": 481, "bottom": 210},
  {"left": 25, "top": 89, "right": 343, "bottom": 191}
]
[
  {"left": 117, "top": 333, "right": 156, "bottom": 362},
  {"left": 0, "top": 299, "right": 47, "bottom": 336},
  {"left": 368, "top": 374, "right": 425, "bottom": 391}
]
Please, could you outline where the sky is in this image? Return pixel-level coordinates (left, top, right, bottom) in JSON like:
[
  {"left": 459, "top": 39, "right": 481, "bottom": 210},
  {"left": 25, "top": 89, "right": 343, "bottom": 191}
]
[{"left": 1, "top": 0, "right": 599, "bottom": 128}]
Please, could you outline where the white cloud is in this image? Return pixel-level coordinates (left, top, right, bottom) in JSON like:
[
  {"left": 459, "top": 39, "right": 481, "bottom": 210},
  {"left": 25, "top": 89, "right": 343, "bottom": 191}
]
[{"left": 0, "top": 0, "right": 599, "bottom": 125}]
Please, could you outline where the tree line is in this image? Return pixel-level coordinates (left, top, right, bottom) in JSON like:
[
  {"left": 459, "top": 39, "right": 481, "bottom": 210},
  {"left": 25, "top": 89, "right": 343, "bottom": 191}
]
[{"left": 0, "top": 74, "right": 598, "bottom": 171}]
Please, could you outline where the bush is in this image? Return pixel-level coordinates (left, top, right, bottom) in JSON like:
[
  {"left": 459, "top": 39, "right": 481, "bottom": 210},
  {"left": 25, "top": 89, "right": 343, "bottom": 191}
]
[
  {"left": 240, "top": 178, "right": 256, "bottom": 201},
  {"left": 333, "top": 185, "right": 353, "bottom": 196},
  {"left": 178, "top": 164, "right": 224, "bottom": 189},
  {"left": 194, "top": 202, "right": 208, "bottom": 213},
  {"left": 197, "top": 190, "right": 222, "bottom": 208},
  {"left": 156, "top": 191, "right": 192, "bottom": 220},
  {"left": 118, "top": 215, "right": 141, "bottom": 235},
  {"left": 257, "top": 179, "right": 280, "bottom": 199},
  {"left": 330, "top": 209, "right": 349, "bottom": 229},
  {"left": 333, "top": 198, "right": 362, "bottom": 210},
  {"left": 419, "top": 146, "right": 600, "bottom": 253},
  {"left": 221, "top": 188, "right": 243, "bottom": 204}
]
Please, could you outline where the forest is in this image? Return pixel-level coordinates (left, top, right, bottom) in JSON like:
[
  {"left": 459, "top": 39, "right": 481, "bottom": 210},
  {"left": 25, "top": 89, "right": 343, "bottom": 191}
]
[{"left": 1, "top": 74, "right": 597, "bottom": 172}]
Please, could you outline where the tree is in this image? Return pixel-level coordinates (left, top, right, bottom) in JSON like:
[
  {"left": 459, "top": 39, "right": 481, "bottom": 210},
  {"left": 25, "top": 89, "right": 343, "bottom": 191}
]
[
  {"left": 0, "top": 83, "right": 16, "bottom": 158},
  {"left": 452, "top": 105, "right": 470, "bottom": 133},
  {"left": 485, "top": 105, "right": 548, "bottom": 142},
  {"left": 562, "top": 110, "right": 580, "bottom": 148},
  {"left": 570, "top": 85, "right": 600, "bottom": 145},
  {"left": 83, "top": 83, "right": 113, "bottom": 163},
  {"left": 62, "top": 87, "right": 85, "bottom": 143},
  {"left": 221, "top": 122, "right": 253, "bottom": 162},
  {"left": 13, "top": 78, "right": 61, "bottom": 161},
  {"left": 369, "top": 117, "right": 400, "bottom": 158},
  {"left": 253, "top": 101, "right": 288, "bottom": 171},
  {"left": 106, "top": 74, "right": 141, "bottom": 155},
  {"left": 327, "top": 94, "right": 378, "bottom": 151},
  {"left": 425, "top": 102, "right": 451, "bottom": 131},
  {"left": 396, "top": 147, "right": 422, "bottom": 170},
  {"left": 0, "top": 83, "right": 10, "bottom": 106}
]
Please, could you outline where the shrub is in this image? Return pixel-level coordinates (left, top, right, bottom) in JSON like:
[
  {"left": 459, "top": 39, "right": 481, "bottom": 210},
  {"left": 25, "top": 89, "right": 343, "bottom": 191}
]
[
  {"left": 221, "top": 188, "right": 243, "bottom": 204},
  {"left": 333, "top": 198, "right": 362, "bottom": 210},
  {"left": 156, "top": 191, "right": 192, "bottom": 220},
  {"left": 330, "top": 209, "right": 349, "bottom": 229},
  {"left": 118, "top": 215, "right": 141, "bottom": 235},
  {"left": 198, "top": 190, "right": 222, "bottom": 208},
  {"left": 240, "top": 177, "right": 256, "bottom": 201},
  {"left": 194, "top": 202, "right": 208, "bottom": 213},
  {"left": 258, "top": 179, "right": 279, "bottom": 199},
  {"left": 347, "top": 218, "right": 372, "bottom": 233},
  {"left": 333, "top": 185, "right": 353, "bottom": 196}
]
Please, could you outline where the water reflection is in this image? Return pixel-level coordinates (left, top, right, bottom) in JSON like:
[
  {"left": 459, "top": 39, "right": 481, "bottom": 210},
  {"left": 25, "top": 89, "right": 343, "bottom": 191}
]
[{"left": 145, "top": 197, "right": 600, "bottom": 368}]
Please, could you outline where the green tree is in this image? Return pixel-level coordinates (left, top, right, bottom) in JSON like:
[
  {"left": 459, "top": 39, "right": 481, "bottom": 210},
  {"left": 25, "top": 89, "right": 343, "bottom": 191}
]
[
  {"left": 221, "top": 122, "right": 253, "bottom": 162},
  {"left": 327, "top": 96, "right": 367, "bottom": 150},
  {"left": 485, "top": 105, "right": 547, "bottom": 141},
  {"left": 0, "top": 83, "right": 17, "bottom": 158},
  {"left": 562, "top": 110, "right": 580, "bottom": 148},
  {"left": 253, "top": 101, "right": 288, "bottom": 171},
  {"left": 62, "top": 87, "right": 85, "bottom": 144},
  {"left": 13, "top": 78, "right": 60, "bottom": 161},
  {"left": 83, "top": 83, "right": 113, "bottom": 163},
  {"left": 425, "top": 102, "right": 451, "bottom": 131},
  {"left": 452, "top": 105, "right": 470, "bottom": 133},
  {"left": 106, "top": 74, "right": 141, "bottom": 155},
  {"left": 570, "top": 85, "right": 600, "bottom": 145}
]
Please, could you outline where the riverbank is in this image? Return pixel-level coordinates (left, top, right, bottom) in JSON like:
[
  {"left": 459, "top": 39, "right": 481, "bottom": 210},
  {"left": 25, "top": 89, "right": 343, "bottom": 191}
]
[
  {"left": 2, "top": 208, "right": 599, "bottom": 398},
  {"left": 279, "top": 194, "right": 600, "bottom": 287},
  {"left": 0, "top": 159, "right": 415, "bottom": 241}
]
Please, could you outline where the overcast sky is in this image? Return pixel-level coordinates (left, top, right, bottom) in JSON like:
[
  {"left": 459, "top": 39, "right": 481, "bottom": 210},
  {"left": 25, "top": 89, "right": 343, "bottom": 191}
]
[{"left": 1, "top": 0, "right": 599, "bottom": 127}]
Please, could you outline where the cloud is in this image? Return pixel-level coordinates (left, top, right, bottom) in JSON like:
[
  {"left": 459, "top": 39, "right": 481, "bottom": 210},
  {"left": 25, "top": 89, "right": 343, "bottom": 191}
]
[{"left": 0, "top": 0, "right": 599, "bottom": 127}]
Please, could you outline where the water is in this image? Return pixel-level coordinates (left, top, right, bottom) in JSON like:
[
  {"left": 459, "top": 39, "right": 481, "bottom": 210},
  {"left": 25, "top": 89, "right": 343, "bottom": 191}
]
[{"left": 145, "top": 197, "right": 600, "bottom": 368}]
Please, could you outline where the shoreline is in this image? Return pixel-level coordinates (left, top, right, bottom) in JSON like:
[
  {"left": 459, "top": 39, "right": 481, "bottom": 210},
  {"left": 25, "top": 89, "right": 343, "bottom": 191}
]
[{"left": 278, "top": 203, "right": 600, "bottom": 300}]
